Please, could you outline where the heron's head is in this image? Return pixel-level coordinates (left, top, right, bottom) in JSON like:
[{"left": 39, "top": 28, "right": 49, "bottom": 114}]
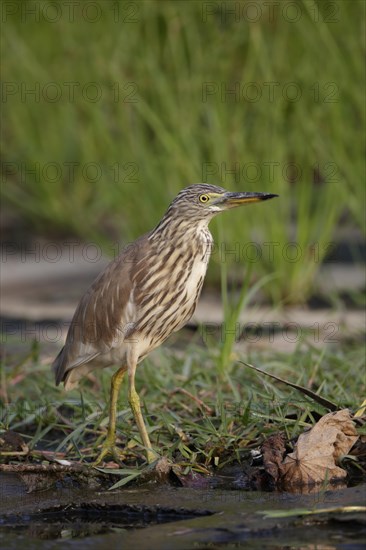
[{"left": 168, "top": 183, "right": 278, "bottom": 222}]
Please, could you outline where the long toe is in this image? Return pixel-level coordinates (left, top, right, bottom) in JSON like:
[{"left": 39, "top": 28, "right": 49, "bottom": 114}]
[
  {"left": 146, "top": 448, "right": 160, "bottom": 464},
  {"left": 93, "top": 442, "right": 125, "bottom": 466}
]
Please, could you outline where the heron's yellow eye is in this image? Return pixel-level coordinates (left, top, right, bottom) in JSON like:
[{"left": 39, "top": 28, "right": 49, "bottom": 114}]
[{"left": 199, "top": 194, "right": 210, "bottom": 203}]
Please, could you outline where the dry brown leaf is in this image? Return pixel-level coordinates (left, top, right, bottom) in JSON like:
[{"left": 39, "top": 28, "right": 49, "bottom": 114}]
[
  {"left": 262, "top": 433, "right": 286, "bottom": 483},
  {"left": 280, "top": 409, "right": 358, "bottom": 487}
]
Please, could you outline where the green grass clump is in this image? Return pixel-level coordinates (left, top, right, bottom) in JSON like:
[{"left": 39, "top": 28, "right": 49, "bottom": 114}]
[
  {"left": 1, "top": 0, "right": 365, "bottom": 303},
  {"left": 1, "top": 338, "right": 364, "bottom": 470}
]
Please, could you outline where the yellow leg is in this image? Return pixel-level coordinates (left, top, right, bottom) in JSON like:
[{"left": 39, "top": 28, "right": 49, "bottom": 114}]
[
  {"left": 128, "top": 362, "right": 159, "bottom": 464},
  {"left": 93, "top": 366, "right": 126, "bottom": 465}
]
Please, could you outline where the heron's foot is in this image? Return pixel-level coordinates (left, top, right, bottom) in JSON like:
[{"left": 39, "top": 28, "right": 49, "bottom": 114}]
[
  {"left": 93, "top": 438, "right": 125, "bottom": 466},
  {"left": 146, "top": 448, "right": 160, "bottom": 465}
]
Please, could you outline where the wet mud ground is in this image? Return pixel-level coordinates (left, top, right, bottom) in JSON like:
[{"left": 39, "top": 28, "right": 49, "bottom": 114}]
[{"left": 1, "top": 470, "right": 365, "bottom": 549}]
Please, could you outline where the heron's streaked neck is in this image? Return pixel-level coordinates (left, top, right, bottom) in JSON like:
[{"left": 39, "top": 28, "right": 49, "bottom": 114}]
[{"left": 149, "top": 210, "right": 214, "bottom": 242}]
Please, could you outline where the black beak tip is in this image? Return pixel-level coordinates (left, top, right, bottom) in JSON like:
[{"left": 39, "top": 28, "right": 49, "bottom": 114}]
[{"left": 262, "top": 193, "right": 279, "bottom": 201}]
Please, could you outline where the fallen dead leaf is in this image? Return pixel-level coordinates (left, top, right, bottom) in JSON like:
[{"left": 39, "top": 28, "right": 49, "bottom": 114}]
[
  {"left": 280, "top": 409, "right": 359, "bottom": 487},
  {"left": 262, "top": 433, "right": 286, "bottom": 484}
]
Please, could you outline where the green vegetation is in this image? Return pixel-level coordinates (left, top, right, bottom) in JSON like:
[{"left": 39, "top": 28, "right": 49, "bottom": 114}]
[
  {"left": 1, "top": 337, "right": 364, "bottom": 474},
  {"left": 2, "top": 0, "right": 365, "bottom": 303}
]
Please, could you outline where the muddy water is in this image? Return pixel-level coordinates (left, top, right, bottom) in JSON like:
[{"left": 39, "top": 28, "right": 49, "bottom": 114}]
[{"left": 1, "top": 472, "right": 365, "bottom": 549}]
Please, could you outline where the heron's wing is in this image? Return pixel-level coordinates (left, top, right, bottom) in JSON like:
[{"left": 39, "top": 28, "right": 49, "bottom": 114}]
[{"left": 52, "top": 237, "right": 148, "bottom": 386}]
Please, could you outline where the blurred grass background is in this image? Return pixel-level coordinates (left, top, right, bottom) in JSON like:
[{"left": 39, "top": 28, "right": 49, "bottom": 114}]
[{"left": 1, "top": 0, "right": 365, "bottom": 304}]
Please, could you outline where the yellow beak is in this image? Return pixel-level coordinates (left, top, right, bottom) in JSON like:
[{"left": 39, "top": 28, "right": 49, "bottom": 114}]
[{"left": 221, "top": 191, "right": 278, "bottom": 208}]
